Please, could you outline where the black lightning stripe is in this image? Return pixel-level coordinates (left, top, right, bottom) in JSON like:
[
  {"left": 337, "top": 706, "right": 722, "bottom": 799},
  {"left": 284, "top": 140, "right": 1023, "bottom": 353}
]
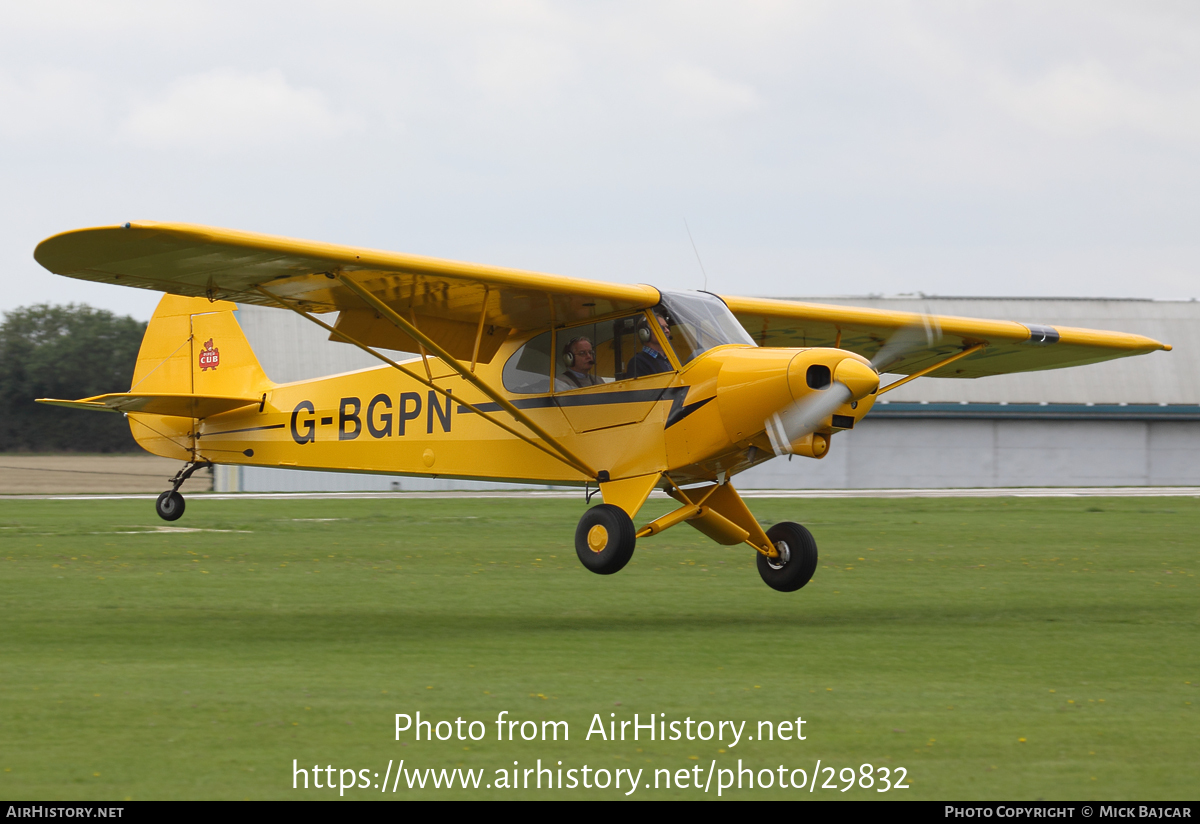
[
  {"left": 460, "top": 386, "right": 702, "bottom": 429},
  {"left": 665, "top": 395, "right": 715, "bottom": 429}
]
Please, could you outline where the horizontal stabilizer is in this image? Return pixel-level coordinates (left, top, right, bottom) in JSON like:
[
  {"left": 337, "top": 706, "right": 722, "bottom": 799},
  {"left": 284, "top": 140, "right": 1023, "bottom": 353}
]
[
  {"left": 36, "top": 399, "right": 116, "bottom": 413},
  {"left": 37, "top": 393, "right": 259, "bottom": 418}
]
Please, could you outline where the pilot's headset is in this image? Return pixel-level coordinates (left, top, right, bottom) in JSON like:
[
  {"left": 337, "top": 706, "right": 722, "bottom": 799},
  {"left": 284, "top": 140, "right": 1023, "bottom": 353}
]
[
  {"left": 560, "top": 336, "right": 589, "bottom": 368},
  {"left": 635, "top": 312, "right": 667, "bottom": 344}
]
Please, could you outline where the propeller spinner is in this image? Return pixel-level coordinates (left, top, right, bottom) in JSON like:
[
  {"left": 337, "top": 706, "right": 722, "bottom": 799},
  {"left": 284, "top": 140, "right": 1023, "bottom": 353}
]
[
  {"left": 764, "top": 318, "right": 944, "bottom": 457},
  {"left": 765, "top": 357, "right": 878, "bottom": 456}
]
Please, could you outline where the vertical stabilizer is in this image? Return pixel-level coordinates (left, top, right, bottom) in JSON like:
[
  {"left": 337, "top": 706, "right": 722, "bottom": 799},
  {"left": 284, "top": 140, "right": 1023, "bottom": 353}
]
[{"left": 127, "top": 295, "right": 273, "bottom": 460}]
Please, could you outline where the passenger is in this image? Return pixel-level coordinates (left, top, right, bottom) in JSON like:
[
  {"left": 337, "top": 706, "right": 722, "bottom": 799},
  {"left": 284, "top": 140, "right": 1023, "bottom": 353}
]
[
  {"left": 557, "top": 336, "right": 604, "bottom": 390},
  {"left": 625, "top": 312, "right": 674, "bottom": 377}
]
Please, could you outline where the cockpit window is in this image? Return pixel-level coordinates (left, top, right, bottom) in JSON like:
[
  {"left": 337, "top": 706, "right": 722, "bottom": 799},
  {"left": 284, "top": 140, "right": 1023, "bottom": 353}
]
[
  {"left": 554, "top": 312, "right": 668, "bottom": 390},
  {"left": 503, "top": 293, "right": 751, "bottom": 394},
  {"left": 502, "top": 330, "right": 553, "bottom": 394},
  {"left": 657, "top": 291, "right": 755, "bottom": 365}
]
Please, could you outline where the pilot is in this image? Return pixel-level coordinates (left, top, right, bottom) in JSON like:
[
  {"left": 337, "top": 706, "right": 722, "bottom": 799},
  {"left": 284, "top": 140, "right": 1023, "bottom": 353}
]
[
  {"left": 557, "top": 336, "right": 604, "bottom": 390},
  {"left": 625, "top": 311, "right": 674, "bottom": 378}
]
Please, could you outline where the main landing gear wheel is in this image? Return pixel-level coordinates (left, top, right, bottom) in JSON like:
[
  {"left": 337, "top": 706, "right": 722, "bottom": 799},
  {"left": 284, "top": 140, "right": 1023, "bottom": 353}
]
[
  {"left": 756, "top": 521, "right": 818, "bottom": 592},
  {"left": 156, "top": 490, "right": 185, "bottom": 522},
  {"left": 574, "top": 504, "right": 636, "bottom": 575}
]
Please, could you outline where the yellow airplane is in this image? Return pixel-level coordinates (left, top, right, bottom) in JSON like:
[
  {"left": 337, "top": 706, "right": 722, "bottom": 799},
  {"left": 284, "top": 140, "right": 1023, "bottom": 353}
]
[{"left": 33, "top": 222, "right": 1171, "bottom": 592}]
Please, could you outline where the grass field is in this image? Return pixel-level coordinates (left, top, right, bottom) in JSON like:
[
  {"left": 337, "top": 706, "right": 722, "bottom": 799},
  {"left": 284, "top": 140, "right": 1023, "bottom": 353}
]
[{"left": 0, "top": 494, "right": 1196, "bottom": 800}]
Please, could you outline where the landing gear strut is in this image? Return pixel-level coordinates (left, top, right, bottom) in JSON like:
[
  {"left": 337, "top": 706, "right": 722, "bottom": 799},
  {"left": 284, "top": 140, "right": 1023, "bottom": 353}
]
[{"left": 155, "top": 460, "right": 211, "bottom": 522}]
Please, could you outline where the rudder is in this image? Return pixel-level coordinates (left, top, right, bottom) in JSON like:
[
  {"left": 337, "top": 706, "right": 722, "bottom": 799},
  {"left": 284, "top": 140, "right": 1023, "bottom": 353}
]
[{"left": 128, "top": 295, "right": 272, "bottom": 460}]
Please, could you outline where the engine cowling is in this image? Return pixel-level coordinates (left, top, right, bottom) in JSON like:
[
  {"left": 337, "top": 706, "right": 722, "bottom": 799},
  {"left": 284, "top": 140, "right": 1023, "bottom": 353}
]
[{"left": 713, "top": 347, "right": 878, "bottom": 457}]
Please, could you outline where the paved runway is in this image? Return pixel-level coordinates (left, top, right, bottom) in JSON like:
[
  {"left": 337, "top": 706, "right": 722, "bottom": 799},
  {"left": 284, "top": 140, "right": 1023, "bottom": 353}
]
[{"left": 4, "top": 487, "right": 1199, "bottom": 502}]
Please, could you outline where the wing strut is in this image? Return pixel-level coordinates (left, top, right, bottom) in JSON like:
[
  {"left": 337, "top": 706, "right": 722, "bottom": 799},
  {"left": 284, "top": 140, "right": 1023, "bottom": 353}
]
[
  {"left": 469, "top": 286, "right": 489, "bottom": 373},
  {"left": 255, "top": 287, "right": 597, "bottom": 480},
  {"left": 876, "top": 344, "right": 986, "bottom": 396},
  {"left": 334, "top": 275, "right": 599, "bottom": 479}
]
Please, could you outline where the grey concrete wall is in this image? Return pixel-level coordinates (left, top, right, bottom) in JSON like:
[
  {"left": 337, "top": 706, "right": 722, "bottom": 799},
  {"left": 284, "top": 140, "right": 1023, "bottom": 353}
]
[
  {"left": 736, "top": 419, "right": 1200, "bottom": 488},
  {"left": 1149, "top": 422, "right": 1200, "bottom": 485}
]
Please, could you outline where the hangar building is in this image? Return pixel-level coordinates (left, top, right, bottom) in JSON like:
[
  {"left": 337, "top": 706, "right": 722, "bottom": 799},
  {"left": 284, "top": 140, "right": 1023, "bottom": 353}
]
[{"left": 215, "top": 296, "right": 1199, "bottom": 492}]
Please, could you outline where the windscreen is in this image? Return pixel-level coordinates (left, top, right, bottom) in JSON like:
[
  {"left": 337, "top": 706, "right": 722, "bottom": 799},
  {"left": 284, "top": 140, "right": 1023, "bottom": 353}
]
[{"left": 658, "top": 291, "right": 755, "bottom": 365}]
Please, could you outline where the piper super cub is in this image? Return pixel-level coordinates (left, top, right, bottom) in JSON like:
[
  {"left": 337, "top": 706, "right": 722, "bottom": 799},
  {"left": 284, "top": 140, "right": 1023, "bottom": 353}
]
[{"left": 34, "top": 223, "right": 1171, "bottom": 591}]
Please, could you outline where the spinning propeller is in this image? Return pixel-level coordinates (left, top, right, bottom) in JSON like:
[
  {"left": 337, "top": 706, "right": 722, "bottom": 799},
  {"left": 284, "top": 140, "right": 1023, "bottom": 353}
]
[{"left": 764, "top": 316, "right": 943, "bottom": 457}]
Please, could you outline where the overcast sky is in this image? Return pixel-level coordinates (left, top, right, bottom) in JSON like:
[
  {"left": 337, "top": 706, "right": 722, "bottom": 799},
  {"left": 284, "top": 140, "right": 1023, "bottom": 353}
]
[{"left": 3, "top": 1, "right": 1198, "bottom": 320}]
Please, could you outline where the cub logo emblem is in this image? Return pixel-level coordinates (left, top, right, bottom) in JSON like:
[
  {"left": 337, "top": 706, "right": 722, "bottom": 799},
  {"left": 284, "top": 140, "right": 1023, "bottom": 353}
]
[{"left": 198, "top": 338, "right": 220, "bottom": 371}]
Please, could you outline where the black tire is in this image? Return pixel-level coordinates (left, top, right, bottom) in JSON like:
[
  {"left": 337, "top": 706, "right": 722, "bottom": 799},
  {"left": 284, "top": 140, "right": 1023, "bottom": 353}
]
[
  {"left": 756, "top": 521, "right": 818, "bottom": 592},
  {"left": 156, "top": 490, "right": 185, "bottom": 522},
  {"left": 574, "top": 504, "right": 636, "bottom": 575}
]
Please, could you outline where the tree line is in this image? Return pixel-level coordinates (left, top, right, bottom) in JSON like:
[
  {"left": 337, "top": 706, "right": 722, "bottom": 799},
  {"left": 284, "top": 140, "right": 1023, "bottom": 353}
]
[{"left": 0, "top": 304, "right": 147, "bottom": 452}]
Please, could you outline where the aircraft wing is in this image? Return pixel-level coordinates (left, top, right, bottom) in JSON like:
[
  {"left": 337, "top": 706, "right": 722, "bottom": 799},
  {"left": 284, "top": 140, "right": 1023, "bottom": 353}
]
[
  {"left": 721, "top": 295, "right": 1171, "bottom": 377},
  {"left": 35, "top": 223, "right": 1170, "bottom": 376},
  {"left": 35, "top": 222, "right": 660, "bottom": 363}
]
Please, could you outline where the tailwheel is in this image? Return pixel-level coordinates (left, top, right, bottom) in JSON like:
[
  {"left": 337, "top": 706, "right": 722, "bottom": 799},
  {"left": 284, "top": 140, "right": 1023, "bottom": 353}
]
[
  {"left": 156, "top": 490, "right": 185, "bottom": 522},
  {"left": 154, "top": 459, "right": 210, "bottom": 522},
  {"left": 756, "top": 521, "right": 818, "bottom": 592},
  {"left": 574, "top": 504, "right": 636, "bottom": 575}
]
